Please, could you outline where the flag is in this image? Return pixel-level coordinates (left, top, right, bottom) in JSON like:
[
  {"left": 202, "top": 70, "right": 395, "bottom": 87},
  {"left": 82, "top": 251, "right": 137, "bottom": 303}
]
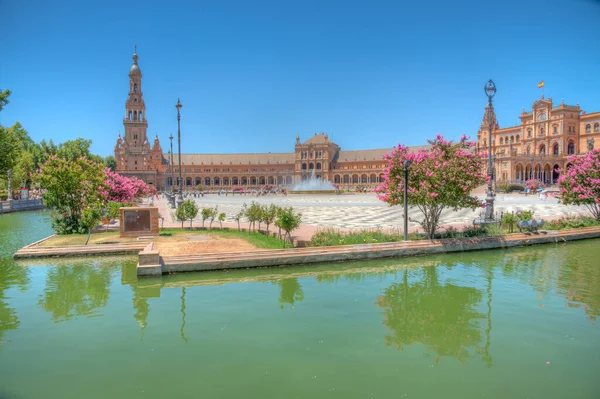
[{"left": 538, "top": 80, "right": 544, "bottom": 88}]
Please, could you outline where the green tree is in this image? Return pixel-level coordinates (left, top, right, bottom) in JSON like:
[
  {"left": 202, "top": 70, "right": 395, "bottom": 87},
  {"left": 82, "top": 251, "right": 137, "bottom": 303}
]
[
  {"left": 81, "top": 204, "right": 103, "bottom": 245},
  {"left": 0, "top": 89, "right": 10, "bottom": 111},
  {"left": 200, "top": 207, "right": 212, "bottom": 229},
  {"left": 105, "top": 201, "right": 122, "bottom": 231},
  {"left": 56, "top": 138, "right": 103, "bottom": 163},
  {"left": 104, "top": 155, "right": 117, "bottom": 171},
  {"left": 181, "top": 199, "right": 199, "bottom": 229},
  {"left": 208, "top": 207, "right": 218, "bottom": 230},
  {"left": 218, "top": 212, "right": 226, "bottom": 229},
  {"left": 234, "top": 205, "right": 246, "bottom": 231},
  {"left": 262, "top": 204, "right": 278, "bottom": 234},
  {"left": 34, "top": 156, "right": 106, "bottom": 234},
  {"left": 176, "top": 205, "right": 187, "bottom": 229},
  {"left": 275, "top": 206, "right": 302, "bottom": 247}
]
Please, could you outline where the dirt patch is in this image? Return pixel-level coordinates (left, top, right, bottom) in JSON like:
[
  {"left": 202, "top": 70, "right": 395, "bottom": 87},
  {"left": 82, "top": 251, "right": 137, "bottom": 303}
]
[{"left": 155, "top": 235, "right": 257, "bottom": 255}]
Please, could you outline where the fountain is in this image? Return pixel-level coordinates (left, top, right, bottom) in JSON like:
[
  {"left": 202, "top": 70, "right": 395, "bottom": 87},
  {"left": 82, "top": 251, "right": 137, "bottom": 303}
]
[{"left": 290, "top": 169, "right": 337, "bottom": 194}]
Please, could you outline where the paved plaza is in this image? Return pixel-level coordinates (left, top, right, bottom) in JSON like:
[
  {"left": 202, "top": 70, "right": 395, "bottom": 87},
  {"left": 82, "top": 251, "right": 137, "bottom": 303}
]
[{"left": 163, "top": 193, "right": 589, "bottom": 231}]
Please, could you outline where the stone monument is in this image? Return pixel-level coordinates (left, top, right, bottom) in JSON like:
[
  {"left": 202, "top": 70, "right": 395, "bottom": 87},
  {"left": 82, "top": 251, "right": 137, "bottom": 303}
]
[{"left": 119, "top": 207, "right": 159, "bottom": 237}]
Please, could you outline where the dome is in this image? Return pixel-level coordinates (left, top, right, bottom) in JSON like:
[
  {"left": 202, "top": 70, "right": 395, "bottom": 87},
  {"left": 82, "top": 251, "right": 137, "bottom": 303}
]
[{"left": 129, "top": 63, "right": 141, "bottom": 76}]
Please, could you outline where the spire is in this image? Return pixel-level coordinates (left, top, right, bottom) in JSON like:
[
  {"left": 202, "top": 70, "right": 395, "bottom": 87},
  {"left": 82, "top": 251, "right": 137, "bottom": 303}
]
[{"left": 130, "top": 45, "right": 141, "bottom": 76}]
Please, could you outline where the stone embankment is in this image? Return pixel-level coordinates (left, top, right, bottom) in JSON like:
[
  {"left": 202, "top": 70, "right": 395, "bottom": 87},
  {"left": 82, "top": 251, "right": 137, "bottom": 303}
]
[
  {"left": 13, "top": 235, "right": 147, "bottom": 259},
  {"left": 148, "top": 226, "right": 600, "bottom": 276}
]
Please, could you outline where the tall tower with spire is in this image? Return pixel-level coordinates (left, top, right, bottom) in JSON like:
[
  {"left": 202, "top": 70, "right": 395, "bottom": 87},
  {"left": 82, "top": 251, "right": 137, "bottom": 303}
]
[{"left": 115, "top": 47, "right": 165, "bottom": 188}]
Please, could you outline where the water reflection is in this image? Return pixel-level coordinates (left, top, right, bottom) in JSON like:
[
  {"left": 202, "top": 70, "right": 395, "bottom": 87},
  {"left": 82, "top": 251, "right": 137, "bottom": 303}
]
[
  {"left": 0, "top": 263, "right": 29, "bottom": 343},
  {"left": 37, "top": 263, "right": 117, "bottom": 322},
  {"left": 274, "top": 278, "right": 304, "bottom": 309},
  {"left": 376, "top": 267, "right": 492, "bottom": 366}
]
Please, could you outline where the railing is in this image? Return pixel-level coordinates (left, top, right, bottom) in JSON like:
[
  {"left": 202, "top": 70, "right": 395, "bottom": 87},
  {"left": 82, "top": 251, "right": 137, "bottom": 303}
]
[{"left": 0, "top": 199, "right": 45, "bottom": 213}]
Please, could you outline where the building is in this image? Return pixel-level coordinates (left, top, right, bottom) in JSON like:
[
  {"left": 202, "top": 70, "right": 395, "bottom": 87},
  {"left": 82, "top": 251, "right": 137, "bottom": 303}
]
[
  {"left": 476, "top": 96, "right": 600, "bottom": 185},
  {"left": 115, "top": 50, "right": 429, "bottom": 191}
]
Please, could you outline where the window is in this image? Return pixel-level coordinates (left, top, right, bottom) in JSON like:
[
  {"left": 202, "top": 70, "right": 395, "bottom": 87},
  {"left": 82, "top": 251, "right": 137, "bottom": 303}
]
[
  {"left": 568, "top": 141, "right": 575, "bottom": 155},
  {"left": 553, "top": 126, "right": 557, "bottom": 134},
  {"left": 586, "top": 124, "right": 591, "bottom": 133},
  {"left": 134, "top": 84, "right": 138, "bottom": 93},
  {"left": 134, "top": 98, "right": 137, "bottom": 104},
  {"left": 595, "top": 123, "right": 600, "bottom": 132},
  {"left": 539, "top": 144, "right": 545, "bottom": 155},
  {"left": 540, "top": 127, "right": 544, "bottom": 136},
  {"left": 528, "top": 129, "right": 532, "bottom": 138},
  {"left": 553, "top": 143, "right": 559, "bottom": 155},
  {"left": 588, "top": 142, "right": 594, "bottom": 152},
  {"left": 499, "top": 138, "right": 503, "bottom": 145},
  {"left": 516, "top": 135, "right": 520, "bottom": 142}
]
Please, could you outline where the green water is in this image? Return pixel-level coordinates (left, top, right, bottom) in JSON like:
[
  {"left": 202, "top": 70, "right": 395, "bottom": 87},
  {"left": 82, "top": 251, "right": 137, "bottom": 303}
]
[{"left": 1, "top": 212, "right": 599, "bottom": 399}]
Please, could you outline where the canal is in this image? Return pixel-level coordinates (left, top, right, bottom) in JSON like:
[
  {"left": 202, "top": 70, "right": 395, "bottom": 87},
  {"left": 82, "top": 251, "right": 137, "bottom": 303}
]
[{"left": 1, "top": 211, "right": 599, "bottom": 398}]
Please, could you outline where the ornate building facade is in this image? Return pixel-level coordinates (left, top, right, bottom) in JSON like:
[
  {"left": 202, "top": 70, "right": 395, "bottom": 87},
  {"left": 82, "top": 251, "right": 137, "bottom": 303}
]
[
  {"left": 114, "top": 50, "right": 428, "bottom": 191},
  {"left": 476, "top": 96, "right": 600, "bottom": 185}
]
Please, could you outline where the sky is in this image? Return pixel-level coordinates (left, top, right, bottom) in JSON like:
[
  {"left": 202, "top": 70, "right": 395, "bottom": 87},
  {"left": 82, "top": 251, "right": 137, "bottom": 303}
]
[{"left": 1, "top": 0, "right": 599, "bottom": 157}]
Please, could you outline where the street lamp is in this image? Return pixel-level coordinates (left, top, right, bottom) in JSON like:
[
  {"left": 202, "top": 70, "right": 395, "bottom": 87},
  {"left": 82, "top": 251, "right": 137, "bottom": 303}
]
[
  {"left": 169, "top": 134, "right": 174, "bottom": 194},
  {"left": 403, "top": 160, "right": 411, "bottom": 241},
  {"left": 175, "top": 98, "right": 183, "bottom": 208},
  {"left": 7, "top": 169, "right": 12, "bottom": 204},
  {"left": 484, "top": 79, "right": 497, "bottom": 221}
]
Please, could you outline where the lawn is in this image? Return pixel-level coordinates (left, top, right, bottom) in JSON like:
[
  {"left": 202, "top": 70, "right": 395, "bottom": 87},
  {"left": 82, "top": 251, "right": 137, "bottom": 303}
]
[{"left": 38, "top": 227, "right": 284, "bottom": 250}]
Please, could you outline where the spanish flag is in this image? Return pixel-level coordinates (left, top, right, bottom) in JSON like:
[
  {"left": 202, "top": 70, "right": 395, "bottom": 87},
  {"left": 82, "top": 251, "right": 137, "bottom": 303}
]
[{"left": 538, "top": 80, "right": 544, "bottom": 88}]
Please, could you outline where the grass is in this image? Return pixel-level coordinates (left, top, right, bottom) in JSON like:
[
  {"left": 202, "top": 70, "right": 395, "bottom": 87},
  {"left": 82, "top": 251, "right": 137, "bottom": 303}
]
[
  {"left": 157, "top": 227, "right": 283, "bottom": 249},
  {"left": 38, "top": 231, "right": 138, "bottom": 246},
  {"left": 38, "top": 226, "right": 284, "bottom": 249}
]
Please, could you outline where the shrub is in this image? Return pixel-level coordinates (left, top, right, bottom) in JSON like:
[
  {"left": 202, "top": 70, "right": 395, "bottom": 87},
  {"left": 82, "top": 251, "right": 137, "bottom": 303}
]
[{"left": 501, "top": 212, "right": 517, "bottom": 233}]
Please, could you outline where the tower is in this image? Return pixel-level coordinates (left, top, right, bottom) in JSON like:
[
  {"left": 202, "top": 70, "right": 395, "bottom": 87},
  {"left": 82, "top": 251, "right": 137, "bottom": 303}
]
[{"left": 114, "top": 47, "right": 165, "bottom": 188}]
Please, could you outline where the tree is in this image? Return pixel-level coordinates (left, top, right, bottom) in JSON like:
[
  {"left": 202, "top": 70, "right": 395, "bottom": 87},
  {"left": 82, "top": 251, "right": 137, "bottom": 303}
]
[
  {"left": 262, "top": 204, "right": 278, "bottom": 233},
  {"left": 34, "top": 156, "right": 106, "bottom": 234},
  {"left": 234, "top": 205, "right": 246, "bottom": 231},
  {"left": 105, "top": 201, "right": 122, "bottom": 231},
  {"left": 208, "top": 207, "right": 218, "bottom": 230},
  {"left": 102, "top": 168, "right": 156, "bottom": 203},
  {"left": 0, "top": 88, "right": 10, "bottom": 111},
  {"left": 181, "top": 199, "right": 199, "bottom": 229},
  {"left": 104, "top": 155, "right": 117, "bottom": 171},
  {"left": 0, "top": 123, "right": 23, "bottom": 178},
  {"left": 558, "top": 149, "right": 600, "bottom": 221},
  {"left": 176, "top": 205, "right": 187, "bottom": 229},
  {"left": 525, "top": 179, "right": 542, "bottom": 192},
  {"left": 376, "top": 135, "right": 486, "bottom": 239},
  {"left": 81, "top": 204, "right": 103, "bottom": 245},
  {"left": 275, "top": 206, "right": 302, "bottom": 247},
  {"left": 56, "top": 138, "right": 103, "bottom": 164},
  {"left": 246, "top": 201, "right": 262, "bottom": 232},
  {"left": 200, "top": 207, "right": 212, "bottom": 229},
  {"left": 218, "top": 212, "right": 226, "bottom": 229}
]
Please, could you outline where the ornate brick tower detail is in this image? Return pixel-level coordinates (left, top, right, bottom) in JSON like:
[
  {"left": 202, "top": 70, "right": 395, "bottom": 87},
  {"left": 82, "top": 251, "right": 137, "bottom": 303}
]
[{"left": 114, "top": 47, "right": 164, "bottom": 188}]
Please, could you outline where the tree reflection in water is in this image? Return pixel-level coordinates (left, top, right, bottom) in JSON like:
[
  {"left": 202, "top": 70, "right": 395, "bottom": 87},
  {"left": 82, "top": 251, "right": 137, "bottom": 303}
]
[
  {"left": 0, "top": 263, "right": 29, "bottom": 344},
  {"left": 376, "top": 266, "right": 492, "bottom": 366},
  {"left": 37, "top": 263, "right": 115, "bottom": 322},
  {"left": 275, "top": 278, "right": 304, "bottom": 309}
]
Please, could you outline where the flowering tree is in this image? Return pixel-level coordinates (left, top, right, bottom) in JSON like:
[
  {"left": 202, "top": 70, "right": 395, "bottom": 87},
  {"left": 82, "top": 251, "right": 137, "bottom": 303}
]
[
  {"left": 525, "top": 179, "right": 543, "bottom": 191},
  {"left": 557, "top": 149, "right": 600, "bottom": 221},
  {"left": 34, "top": 156, "right": 106, "bottom": 234},
  {"left": 101, "top": 168, "right": 156, "bottom": 203},
  {"left": 376, "top": 135, "right": 486, "bottom": 239}
]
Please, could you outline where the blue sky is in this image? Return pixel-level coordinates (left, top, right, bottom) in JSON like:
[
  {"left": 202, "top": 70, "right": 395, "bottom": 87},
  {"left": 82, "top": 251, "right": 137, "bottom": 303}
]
[{"left": 1, "top": 0, "right": 599, "bottom": 157}]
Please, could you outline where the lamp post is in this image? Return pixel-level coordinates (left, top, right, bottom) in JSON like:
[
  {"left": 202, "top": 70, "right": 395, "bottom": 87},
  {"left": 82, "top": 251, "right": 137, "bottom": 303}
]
[
  {"left": 169, "top": 134, "right": 174, "bottom": 193},
  {"left": 484, "top": 79, "right": 497, "bottom": 221},
  {"left": 403, "top": 160, "right": 411, "bottom": 241},
  {"left": 175, "top": 98, "right": 183, "bottom": 208}
]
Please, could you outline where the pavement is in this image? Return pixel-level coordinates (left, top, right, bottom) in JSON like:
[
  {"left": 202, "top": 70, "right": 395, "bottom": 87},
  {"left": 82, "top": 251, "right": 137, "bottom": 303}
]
[{"left": 155, "top": 193, "right": 590, "bottom": 242}]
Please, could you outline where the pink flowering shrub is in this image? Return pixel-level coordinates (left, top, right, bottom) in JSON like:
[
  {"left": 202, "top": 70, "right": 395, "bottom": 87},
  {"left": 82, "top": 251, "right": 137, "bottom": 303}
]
[
  {"left": 525, "top": 179, "right": 543, "bottom": 191},
  {"left": 101, "top": 168, "right": 156, "bottom": 203},
  {"left": 375, "top": 134, "right": 486, "bottom": 239},
  {"left": 557, "top": 149, "right": 600, "bottom": 221}
]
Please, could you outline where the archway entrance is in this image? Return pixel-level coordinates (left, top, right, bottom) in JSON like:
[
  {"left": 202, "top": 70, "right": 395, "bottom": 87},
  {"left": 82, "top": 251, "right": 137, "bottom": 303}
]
[{"left": 552, "top": 164, "right": 560, "bottom": 184}]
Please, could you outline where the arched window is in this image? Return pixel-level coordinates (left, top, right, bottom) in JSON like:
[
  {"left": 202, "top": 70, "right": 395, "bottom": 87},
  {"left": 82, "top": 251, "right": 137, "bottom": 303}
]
[
  {"left": 526, "top": 145, "right": 531, "bottom": 155},
  {"left": 595, "top": 123, "right": 600, "bottom": 132},
  {"left": 483, "top": 139, "right": 487, "bottom": 147},
  {"left": 499, "top": 138, "right": 504, "bottom": 145},
  {"left": 309, "top": 163, "right": 314, "bottom": 170},
  {"left": 586, "top": 124, "right": 591, "bottom": 133},
  {"left": 568, "top": 141, "right": 575, "bottom": 155},
  {"left": 588, "top": 142, "right": 594, "bottom": 152},
  {"left": 528, "top": 129, "right": 532, "bottom": 138},
  {"left": 316, "top": 162, "right": 321, "bottom": 170},
  {"left": 510, "top": 135, "right": 514, "bottom": 143},
  {"left": 301, "top": 163, "right": 307, "bottom": 170},
  {"left": 139, "top": 111, "right": 143, "bottom": 120},
  {"left": 186, "top": 178, "right": 191, "bottom": 186},
  {"left": 553, "top": 143, "right": 559, "bottom": 155},
  {"left": 134, "top": 98, "right": 137, "bottom": 104},
  {"left": 205, "top": 177, "right": 211, "bottom": 186},
  {"left": 539, "top": 144, "right": 545, "bottom": 155},
  {"left": 134, "top": 111, "right": 137, "bottom": 121},
  {"left": 128, "top": 111, "right": 132, "bottom": 121},
  {"left": 540, "top": 127, "right": 544, "bottom": 136},
  {"left": 134, "top": 84, "right": 138, "bottom": 93},
  {"left": 516, "top": 135, "right": 520, "bottom": 142},
  {"left": 553, "top": 125, "right": 557, "bottom": 134}
]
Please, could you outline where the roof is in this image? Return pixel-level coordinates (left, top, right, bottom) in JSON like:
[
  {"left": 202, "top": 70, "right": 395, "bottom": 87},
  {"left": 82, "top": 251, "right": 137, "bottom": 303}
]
[
  {"left": 172, "top": 153, "right": 295, "bottom": 165},
  {"left": 303, "top": 133, "right": 331, "bottom": 145}
]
